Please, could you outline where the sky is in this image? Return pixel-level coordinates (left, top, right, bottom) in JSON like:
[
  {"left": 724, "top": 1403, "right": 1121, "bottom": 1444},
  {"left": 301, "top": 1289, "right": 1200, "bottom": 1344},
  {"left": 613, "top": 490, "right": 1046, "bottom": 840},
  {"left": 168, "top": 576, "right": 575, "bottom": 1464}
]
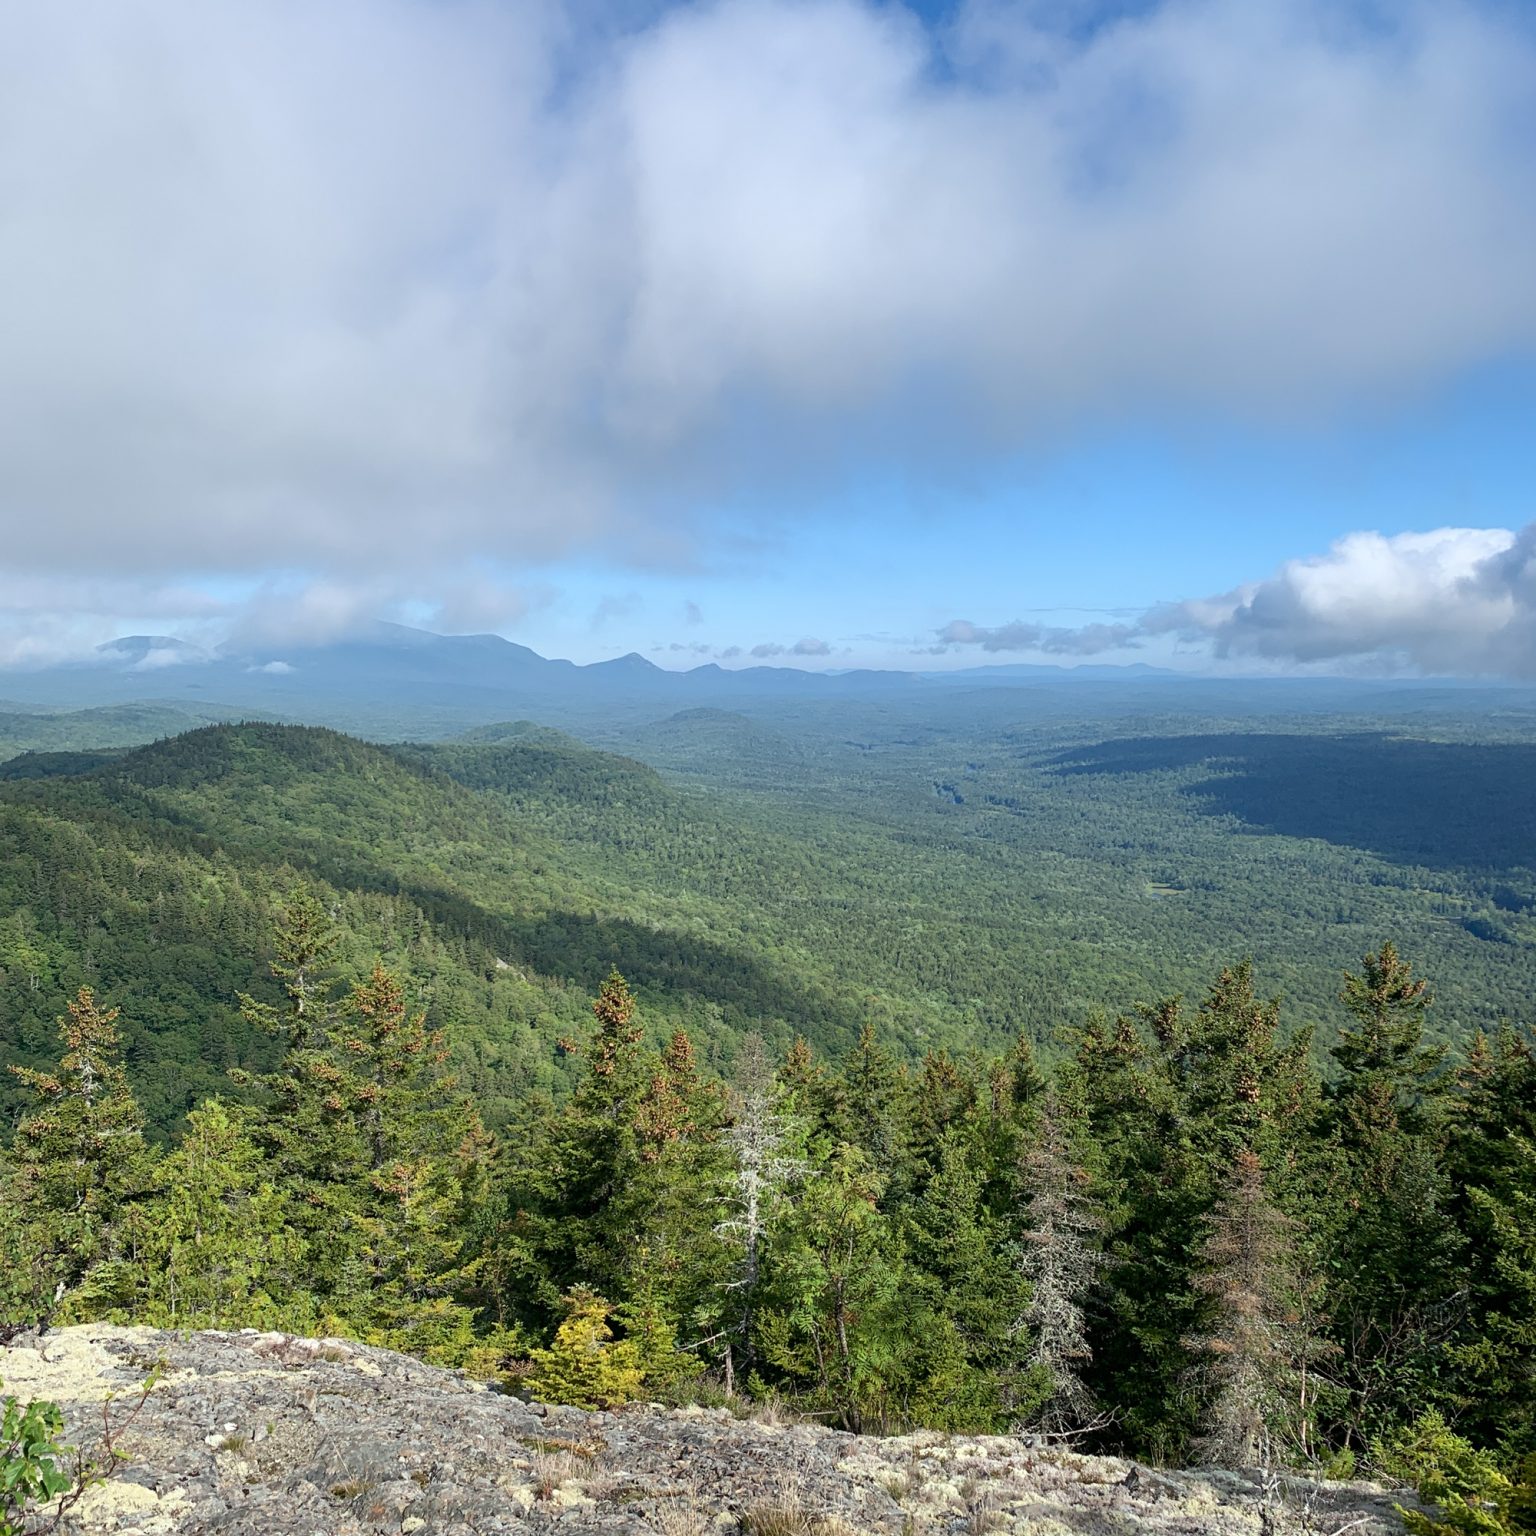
[{"left": 2, "top": 0, "right": 1535, "bottom": 677}]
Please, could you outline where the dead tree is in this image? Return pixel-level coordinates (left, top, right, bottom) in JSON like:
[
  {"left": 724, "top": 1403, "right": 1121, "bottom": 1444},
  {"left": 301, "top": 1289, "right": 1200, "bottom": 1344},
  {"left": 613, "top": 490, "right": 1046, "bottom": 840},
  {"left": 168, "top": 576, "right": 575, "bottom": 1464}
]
[
  {"left": 1014, "top": 1091, "right": 1103, "bottom": 1433},
  {"left": 715, "top": 1033, "right": 803, "bottom": 1390},
  {"left": 1189, "top": 1148, "right": 1325, "bottom": 1467}
]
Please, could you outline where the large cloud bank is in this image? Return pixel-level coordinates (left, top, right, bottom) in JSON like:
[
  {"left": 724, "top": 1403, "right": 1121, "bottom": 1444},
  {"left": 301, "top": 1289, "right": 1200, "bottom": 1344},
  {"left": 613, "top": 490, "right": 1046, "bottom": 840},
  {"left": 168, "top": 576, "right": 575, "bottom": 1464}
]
[
  {"left": 2, "top": 0, "right": 1535, "bottom": 622},
  {"left": 941, "top": 524, "right": 1536, "bottom": 676}
]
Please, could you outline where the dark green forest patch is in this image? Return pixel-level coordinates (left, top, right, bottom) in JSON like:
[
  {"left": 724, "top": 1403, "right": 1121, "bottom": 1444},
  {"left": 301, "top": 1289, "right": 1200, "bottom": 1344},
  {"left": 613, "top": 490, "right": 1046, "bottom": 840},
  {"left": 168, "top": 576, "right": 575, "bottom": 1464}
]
[{"left": 1053, "top": 732, "right": 1536, "bottom": 875}]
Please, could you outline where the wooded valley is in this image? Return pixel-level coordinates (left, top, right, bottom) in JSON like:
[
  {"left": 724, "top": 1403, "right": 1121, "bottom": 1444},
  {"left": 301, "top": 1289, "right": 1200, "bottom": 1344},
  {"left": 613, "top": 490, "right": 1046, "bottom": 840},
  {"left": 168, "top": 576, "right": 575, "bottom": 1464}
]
[{"left": 1, "top": 710, "right": 1533, "bottom": 1511}]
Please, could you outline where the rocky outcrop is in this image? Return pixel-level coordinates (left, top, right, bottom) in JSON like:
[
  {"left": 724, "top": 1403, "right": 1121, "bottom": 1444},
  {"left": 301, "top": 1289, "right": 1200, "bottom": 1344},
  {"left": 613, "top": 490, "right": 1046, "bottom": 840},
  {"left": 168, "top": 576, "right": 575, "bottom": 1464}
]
[{"left": 2, "top": 1325, "right": 1412, "bottom": 1536}]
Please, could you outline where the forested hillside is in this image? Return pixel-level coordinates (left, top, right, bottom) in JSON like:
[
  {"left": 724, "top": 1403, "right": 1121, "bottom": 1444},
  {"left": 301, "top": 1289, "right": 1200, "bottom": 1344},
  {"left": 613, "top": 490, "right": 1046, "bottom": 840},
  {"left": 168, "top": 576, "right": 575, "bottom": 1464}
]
[
  {"left": 3, "top": 918, "right": 1533, "bottom": 1493},
  {"left": 591, "top": 694, "right": 1536, "bottom": 1046},
  {"left": 1, "top": 717, "right": 1534, "bottom": 1505},
  {"left": 0, "top": 701, "right": 252, "bottom": 760},
  {"left": 3, "top": 706, "right": 1535, "bottom": 1140},
  {"left": 0, "top": 723, "right": 891, "bottom": 1135}
]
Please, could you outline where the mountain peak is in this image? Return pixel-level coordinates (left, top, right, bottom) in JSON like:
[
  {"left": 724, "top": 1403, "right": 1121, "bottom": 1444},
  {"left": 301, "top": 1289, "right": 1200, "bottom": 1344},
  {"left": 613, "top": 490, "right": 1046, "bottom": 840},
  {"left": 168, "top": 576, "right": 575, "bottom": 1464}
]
[
  {"left": 589, "top": 651, "right": 662, "bottom": 673},
  {"left": 96, "top": 635, "right": 208, "bottom": 666}
]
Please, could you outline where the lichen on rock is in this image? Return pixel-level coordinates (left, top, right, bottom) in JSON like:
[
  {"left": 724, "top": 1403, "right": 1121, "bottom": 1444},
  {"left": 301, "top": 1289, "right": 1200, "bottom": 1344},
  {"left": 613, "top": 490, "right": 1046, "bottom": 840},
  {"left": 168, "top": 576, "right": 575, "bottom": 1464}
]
[{"left": 3, "top": 1325, "right": 1412, "bottom": 1536}]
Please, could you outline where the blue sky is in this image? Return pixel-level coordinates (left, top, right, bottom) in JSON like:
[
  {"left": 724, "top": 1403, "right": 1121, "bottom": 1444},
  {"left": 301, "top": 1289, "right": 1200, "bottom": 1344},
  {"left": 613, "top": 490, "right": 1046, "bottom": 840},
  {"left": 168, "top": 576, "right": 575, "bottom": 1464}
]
[
  {"left": 519, "top": 358, "right": 1536, "bottom": 669},
  {"left": 2, "top": 0, "right": 1535, "bottom": 676}
]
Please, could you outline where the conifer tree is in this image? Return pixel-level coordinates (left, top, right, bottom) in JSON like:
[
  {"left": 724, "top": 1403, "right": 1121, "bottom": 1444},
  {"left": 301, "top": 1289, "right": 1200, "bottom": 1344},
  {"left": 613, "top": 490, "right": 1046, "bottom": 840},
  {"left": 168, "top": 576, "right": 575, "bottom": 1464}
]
[
  {"left": 1014, "top": 1091, "right": 1102, "bottom": 1434},
  {"left": 908, "top": 1050, "right": 977, "bottom": 1171},
  {"left": 237, "top": 897, "right": 489, "bottom": 1355},
  {"left": 2, "top": 988, "right": 153, "bottom": 1322},
  {"left": 525, "top": 1288, "right": 643, "bottom": 1409},
  {"left": 1063, "top": 965, "right": 1322, "bottom": 1461},
  {"left": 125, "top": 1099, "right": 307, "bottom": 1329},
  {"left": 634, "top": 1030, "right": 711, "bottom": 1161},
  {"left": 584, "top": 971, "right": 646, "bottom": 1090},
  {"left": 1446, "top": 1026, "right": 1536, "bottom": 1455},
  {"left": 608, "top": 1028, "right": 728, "bottom": 1358},
  {"left": 834, "top": 1020, "right": 904, "bottom": 1168},
  {"left": 618, "top": 1277, "right": 700, "bottom": 1401},
  {"left": 900, "top": 1129, "right": 1030, "bottom": 1431},
  {"left": 329, "top": 963, "right": 491, "bottom": 1355},
  {"left": 757, "top": 1143, "right": 900, "bottom": 1431},
  {"left": 716, "top": 1033, "right": 802, "bottom": 1388},
  {"left": 1188, "top": 1149, "right": 1324, "bottom": 1468},
  {"left": 777, "top": 1034, "right": 838, "bottom": 1138},
  {"left": 972, "top": 1036, "right": 1046, "bottom": 1211},
  {"left": 1324, "top": 943, "right": 1460, "bottom": 1448},
  {"left": 521, "top": 971, "right": 651, "bottom": 1298},
  {"left": 495, "top": 972, "right": 723, "bottom": 1354},
  {"left": 235, "top": 887, "right": 360, "bottom": 1266},
  {"left": 237, "top": 883, "right": 343, "bottom": 1047}
]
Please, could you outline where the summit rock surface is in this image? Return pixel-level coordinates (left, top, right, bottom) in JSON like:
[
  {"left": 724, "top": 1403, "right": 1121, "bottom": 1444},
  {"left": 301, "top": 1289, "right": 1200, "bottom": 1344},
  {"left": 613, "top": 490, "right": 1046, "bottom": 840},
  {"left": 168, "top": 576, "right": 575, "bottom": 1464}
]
[{"left": 2, "top": 1326, "right": 1413, "bottom": 1536}]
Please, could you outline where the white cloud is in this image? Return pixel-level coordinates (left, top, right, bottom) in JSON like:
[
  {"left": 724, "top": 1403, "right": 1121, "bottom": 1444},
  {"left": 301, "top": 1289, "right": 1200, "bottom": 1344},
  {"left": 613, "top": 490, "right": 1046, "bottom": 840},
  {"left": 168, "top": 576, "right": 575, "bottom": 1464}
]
[
  {"left": 0, "top": 0, "right": 1531, "bottom": 611},
  {"left": 941, "top": 523, "right": 1536, "bottom": 676},
  {"left": 1151, "top": 524, "right": 1536, "bottom": 675},
  {"left": 128, "top": 646, "right": 197, "bottom": 671}
]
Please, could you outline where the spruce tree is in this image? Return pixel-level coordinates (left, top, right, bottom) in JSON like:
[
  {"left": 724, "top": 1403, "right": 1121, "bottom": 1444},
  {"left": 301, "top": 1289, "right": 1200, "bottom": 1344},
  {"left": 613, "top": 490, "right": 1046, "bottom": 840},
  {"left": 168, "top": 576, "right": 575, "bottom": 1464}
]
[
  {"left": 608, "top": 1028, "right": 728, "bottom": 1364},
  {"left": 330, "top": 963, "right": 491, "bottom": 1357},
  {"left": 1446, "top": 1026, "right": 1536, "bottom": 1455},
  {"left": 3, "top": 988, "right": 153, "bottom": 1322},
  {"left": 1014, "top": 1091, "right": 1103, "bottom": 1434},
  {"left": 1064, "top": 965, "right": 1322, "bottom": 1462},
  {"left": 235, "top": 886, "right": 360, "bottom": 1281},
  {"left": 834, "top": 1021, "right": 904, "bottom": 1169},
  {"left": 522, "top": 971, "right": 651, "bottom": 1300},
  {"left": 899, "top": 1130, "right": 1030, "bottom": 1431},
  {"left": 124, "top": 1099, "right": 308, "bottom": 1330},
  {"left": 1324, "top": 943, "right": 1459, "bottom": 1449},
  {"left": 238, "top": 899, "right": 490, "bottom": 1357},
  {"left": 1188, "top": 1149, "right": 1325, "bottom": 1468},
  {"left": 495, "top": 972, "right": 724, "bottom": 1362},
  {"left": 757, "top": 1143, "right": 900, "bottom": 1431},
  {"left": 236, "top": 883, "right": 343, "bottom": 1048},
  {"left": 525, "top": 1287, "right": 643, "bottom": 1409},
  {"left": 716, "top": 1033, "right": 802, "bottom": 1388}
]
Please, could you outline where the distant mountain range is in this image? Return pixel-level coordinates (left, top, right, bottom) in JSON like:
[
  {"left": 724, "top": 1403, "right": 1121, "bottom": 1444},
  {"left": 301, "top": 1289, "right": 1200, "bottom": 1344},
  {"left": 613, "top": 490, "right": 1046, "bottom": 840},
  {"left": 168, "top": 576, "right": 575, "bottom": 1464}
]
[{"left": 0, "top": 622, "right": 1185, "bottom": 731}]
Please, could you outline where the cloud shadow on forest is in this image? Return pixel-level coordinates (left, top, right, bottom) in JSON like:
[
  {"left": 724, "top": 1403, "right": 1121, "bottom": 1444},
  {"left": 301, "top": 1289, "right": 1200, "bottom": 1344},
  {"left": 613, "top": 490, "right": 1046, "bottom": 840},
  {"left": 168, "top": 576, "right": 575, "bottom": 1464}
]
[{"left": 1050, "top": 732, "right": 1536, "bottom": 878}]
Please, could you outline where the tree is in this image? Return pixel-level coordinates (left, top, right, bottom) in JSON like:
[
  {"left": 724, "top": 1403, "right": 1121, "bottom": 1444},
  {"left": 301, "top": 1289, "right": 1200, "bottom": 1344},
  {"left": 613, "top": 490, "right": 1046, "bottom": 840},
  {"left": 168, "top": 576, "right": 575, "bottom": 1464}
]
[
  {"left": 899, "top": 1129, "right": 1030, "bottom": 1431},
  {"left": 1324, "top": 943, "right": 1460, "bottom": 1449},
  {"left": 236, "top": 905, "right": 490, "bottom": 1358},
  {"left": 1374, "top": 1412, "right": 1536, "bottom": 1536},
  {"left": 495, "top": 972, "right": 727, "bottom": 1367},
  {"left": 508, "top": 972, "right": 658, "bottom": 1305},
  {"left": 757, "top": 1144, "right": 900, "bottom": 1431},
  {"left": 2, "top": 988, "right": 153, "bottom": 1323},
  {"left": 236, "top": 883, "right": 343, "bottom": 1048},
  {"left": 1014, "top": 1092, "right": 1103, "bottom": 1434},
  {"left": 715, "top": 1033, "right": 802, "bottom": 1387},
  {"left": 1064, "top": 966, "right": 1322, "bottom": 1462},
  {"left": 328, "top": 963, "right": 491, "bottom": 1355},
  {"left": 525, "top": 1288, "right": 643, "bottom": 1409},
  {"left": 1188, "top": 1149, "right": 1325, "bottom": 1468},
  {"left": 123, "top": 1099, "right": 307, "bottom": 1330},
  {"left": 1446, "top": 1026, "right": 1536, "bottom": 1456},
  {"left": 234, "top": 889, "right": 361, "bottom": 1279},
  {"left": 833, "top": 1020, "right": 903, "bottom": 1169},
  {"left": 606, "top": 1028, "right": 728, "bottom": 1363}
]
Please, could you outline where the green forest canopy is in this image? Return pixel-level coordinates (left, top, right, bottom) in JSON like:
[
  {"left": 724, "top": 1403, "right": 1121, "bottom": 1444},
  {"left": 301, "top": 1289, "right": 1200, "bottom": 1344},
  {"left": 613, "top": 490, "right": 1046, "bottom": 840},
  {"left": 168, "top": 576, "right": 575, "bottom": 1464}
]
[{"left": 0, "top": 718, "right": 1533, "bottom": 1496}]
